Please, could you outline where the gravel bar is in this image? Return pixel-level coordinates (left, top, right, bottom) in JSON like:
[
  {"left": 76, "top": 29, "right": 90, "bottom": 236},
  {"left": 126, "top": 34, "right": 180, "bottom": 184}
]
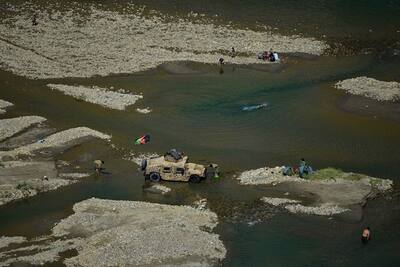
[
  {"left": 335, "top": 77, "right": 400, "bottom": 101},
  {"left": 0, "top": 99, "right": 13, "bottom": 114},
  {"left": 0, "top": 116, "right": 46, "bottom": 142},
  {"left": 47, "top": 84, "right": 142, "bottom": 110},
  {"left": 0, "top": 3, "right": 328, "bottom": 79}
]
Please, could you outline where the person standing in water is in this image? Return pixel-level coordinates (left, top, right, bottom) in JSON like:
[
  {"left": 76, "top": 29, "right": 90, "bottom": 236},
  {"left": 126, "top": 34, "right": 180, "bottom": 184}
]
[
  {"left": 361, "top": 227, "right": 371, "bottom": 244},
  {"left": 94, "top": 160, "right": 104, "bottom": 174}
]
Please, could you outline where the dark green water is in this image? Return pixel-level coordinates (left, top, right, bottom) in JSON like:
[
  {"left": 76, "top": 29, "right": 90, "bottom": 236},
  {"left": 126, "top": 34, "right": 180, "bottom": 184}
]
[{"left": 1, "top": 1, "right": 400, "bottom": 266}]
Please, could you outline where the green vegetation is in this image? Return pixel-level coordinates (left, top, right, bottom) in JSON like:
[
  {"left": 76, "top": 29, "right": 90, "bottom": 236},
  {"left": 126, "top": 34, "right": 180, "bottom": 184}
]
[
  {"left": 308, "top": 168, "right": 368, "bottom": 181},
  {"left": 308, "top": 168, "right": 392, "bottom": 191}
]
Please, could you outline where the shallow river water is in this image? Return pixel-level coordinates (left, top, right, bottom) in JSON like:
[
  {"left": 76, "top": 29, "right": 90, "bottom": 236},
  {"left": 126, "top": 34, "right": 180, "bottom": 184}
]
[{"left": 1, "top": 1, "right": 400, "bottom": 267}]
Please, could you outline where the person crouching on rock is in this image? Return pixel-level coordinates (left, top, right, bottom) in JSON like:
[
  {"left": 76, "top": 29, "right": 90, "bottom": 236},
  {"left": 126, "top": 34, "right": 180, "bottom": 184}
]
[{"left": 361, "top": 227, "right": 371, "bottom": 244}]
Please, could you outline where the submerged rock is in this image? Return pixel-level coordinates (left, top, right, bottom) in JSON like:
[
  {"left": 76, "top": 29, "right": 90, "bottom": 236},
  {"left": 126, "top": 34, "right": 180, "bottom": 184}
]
[
  {"left": 0, "top": 3, "right": 327, "bottom": 79},
  {"left": 284, "top": 203, "right": 350, "bottom": 216},
  {"left": 136, "top": 107, "right": 152, "bottom": 114},
  {"left": 144, "top": 183, "right": 172, "bottom": 194},
  {"left": 335, "top": 77, "right": 400, "bottom": 102},
  {"left": 260, "top": 197, "right": 301, "bottom": 206}
]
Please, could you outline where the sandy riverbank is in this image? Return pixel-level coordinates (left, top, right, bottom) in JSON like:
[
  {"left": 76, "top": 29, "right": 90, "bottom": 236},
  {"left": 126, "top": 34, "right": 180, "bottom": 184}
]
[
  {"left": 47, "top": 84, "right": 143, "bottom": 110},
  {"left": 335, "top": 77, "right": 400, "bottom": 102},
  {"left": 0, "top": 3, "right": 328, "bottom": 79},
  {"left": 0, "top": 198, "right": 226, "bottom": 267},
  {"left": 239, "top": 166, "right": 393, "bottom": 217}
]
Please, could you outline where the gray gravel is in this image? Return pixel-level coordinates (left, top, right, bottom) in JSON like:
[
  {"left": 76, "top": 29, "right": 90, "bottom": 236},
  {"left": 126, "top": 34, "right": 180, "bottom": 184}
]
[
  {"left": 0, "top": 126, "right": 110, "bottom": 160},
  {"left": 47, "top": 84, "right": 143, "bottom": 110},
  {"left": 0, "top": 198, "right": 226, "bottom": 267},
  {"left": 284, "top": 203, "right": 349, "bottom": 216},
  {"left": 260, "top": 197, "right": 300, "bottom": 206},
  {"left": 335, "top": 77, "right": 400, "bottom": 101},
  {"left": 0, "top": 116, "right": 46, "bottom": 142}
]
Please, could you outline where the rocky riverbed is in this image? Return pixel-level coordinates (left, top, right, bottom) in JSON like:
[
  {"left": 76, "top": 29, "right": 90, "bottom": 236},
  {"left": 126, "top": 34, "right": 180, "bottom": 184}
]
[
  {"left": 0, "top": 2, "right": 328, "bottom": 79},
  {"left": 0, "top": 106, "right": 111, "bottom": 206},
  {"left": 238, "top": 166, "right": 393, "bottom": 217},
  {"left": 335, "top": 77, "right": 400, "bottom": 102},
  {"left": 0, "top": 198, "right": 226, "bottom": 267}
]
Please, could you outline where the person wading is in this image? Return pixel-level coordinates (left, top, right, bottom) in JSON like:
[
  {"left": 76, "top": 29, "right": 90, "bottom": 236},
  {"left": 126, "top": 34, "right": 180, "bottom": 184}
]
[
  {"left": 361, "top": 227, "right": 371, "bottom": 244},
  {"left": 94, "top": 160, "right": 104, "bottom": 174}
]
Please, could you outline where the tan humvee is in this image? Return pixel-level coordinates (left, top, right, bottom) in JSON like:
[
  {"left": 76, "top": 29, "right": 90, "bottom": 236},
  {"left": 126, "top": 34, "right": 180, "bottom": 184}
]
[{"left": 142, "top": 150, "right": 206, "bottom": 183}]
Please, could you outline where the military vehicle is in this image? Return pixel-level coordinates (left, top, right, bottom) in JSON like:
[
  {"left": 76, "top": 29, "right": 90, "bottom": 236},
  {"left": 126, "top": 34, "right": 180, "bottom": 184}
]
[{"left": 141, "top": 149, "right": 206, "bottom": 183}]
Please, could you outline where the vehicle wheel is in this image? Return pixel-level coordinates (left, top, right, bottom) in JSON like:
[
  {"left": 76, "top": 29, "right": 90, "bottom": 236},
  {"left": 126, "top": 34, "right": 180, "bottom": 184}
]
[
  {"left": 149, "top": 172, "right": 161, "bottom": 182},
  {"left": 189, "top": 175, "right": 201, "bottom": 183}
]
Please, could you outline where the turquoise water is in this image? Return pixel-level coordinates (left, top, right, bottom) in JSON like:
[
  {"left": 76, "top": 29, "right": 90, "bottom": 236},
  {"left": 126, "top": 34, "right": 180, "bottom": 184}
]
[{"left": 1, "top": 1, "right": 400, "bottom": 266}]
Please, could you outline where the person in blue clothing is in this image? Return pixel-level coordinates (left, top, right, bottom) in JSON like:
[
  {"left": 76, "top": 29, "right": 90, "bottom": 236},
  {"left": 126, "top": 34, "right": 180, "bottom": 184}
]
[{"left": 299, "top": 158, "right": 313, "bottom": 178}]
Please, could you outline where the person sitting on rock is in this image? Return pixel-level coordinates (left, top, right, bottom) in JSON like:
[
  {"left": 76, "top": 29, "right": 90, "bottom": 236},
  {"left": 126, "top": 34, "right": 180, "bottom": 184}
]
[{"left": 361, "top": 227, "right": 371, "bottom": 244}]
